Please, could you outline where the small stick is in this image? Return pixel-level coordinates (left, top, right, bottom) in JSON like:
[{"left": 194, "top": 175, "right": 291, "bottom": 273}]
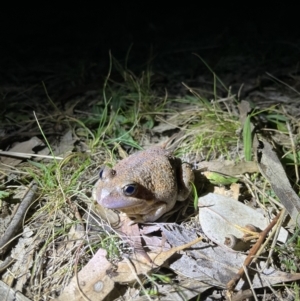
[
  {"left": 0, "top": 181, "right": 38, "bottom": 255},
  {"left": 226, "top": 210, "right": 282, "bottom": 292}
]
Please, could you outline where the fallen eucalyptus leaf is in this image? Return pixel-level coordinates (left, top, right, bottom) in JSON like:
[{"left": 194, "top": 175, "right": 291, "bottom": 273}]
[
  {"left": 171, "top": 254, "right": 300, "bottom": 291},
  {"left": 198, "top": 193, "right": 288, "bottom": 246},
  {"left": 112, "top": 235, "right": 202, "bottom": 283},
  {"left": 197, "top": 160, "right": 258, "bottom": 176},
  {"left": 53, "top": 129, "right": 76, "bottom": 156},
  {"left": 56, "top": 249, "right": 114, "bottom": 301},
  {"left": 160, "top": 225, "right": 300, "bottom": 290},
  {"left": 0, "top": 136, "right": 43, "bottom": 167},
  {"left": 256, "top": 139, "right": 300, "bottom": 225}
]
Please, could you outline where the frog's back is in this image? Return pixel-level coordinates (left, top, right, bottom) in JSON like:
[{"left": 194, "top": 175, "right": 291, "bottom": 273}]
[
  {"left": 115, "top": 146, "right": 170, "bottom": 169},
  {"left": 113, "top": 146, "right": 176, "bottom": 194}
]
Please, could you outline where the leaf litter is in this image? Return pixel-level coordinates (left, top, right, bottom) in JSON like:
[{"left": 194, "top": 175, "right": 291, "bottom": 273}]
[{"left": 1, "top": 55, "right": 300, "bottom": 301}]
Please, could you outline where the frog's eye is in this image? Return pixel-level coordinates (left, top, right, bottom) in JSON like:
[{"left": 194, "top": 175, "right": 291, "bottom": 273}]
[
  {"left": 99, "top": 167, "right": 105, "bottom": 179},
  {"left": 123, "top": 183, "right": 137, "bottom": 196}
]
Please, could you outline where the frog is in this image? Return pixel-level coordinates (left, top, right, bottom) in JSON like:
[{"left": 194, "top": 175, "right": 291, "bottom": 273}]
[{"left": 93, "top": 146, "right": 194, "bottom": 222}]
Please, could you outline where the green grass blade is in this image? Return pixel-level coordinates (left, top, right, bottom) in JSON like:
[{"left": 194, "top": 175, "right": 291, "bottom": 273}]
[{"left": 243, "top": 115, "right": 252, "bottom": 161}]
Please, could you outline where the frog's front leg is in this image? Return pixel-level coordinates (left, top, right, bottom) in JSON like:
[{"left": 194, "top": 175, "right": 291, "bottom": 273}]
[
  {"left": 177, "top": 162, "right": 194, "bottom": 201},
  {"left": 124, "top": 201, "right": 174, "bottom": 222}
]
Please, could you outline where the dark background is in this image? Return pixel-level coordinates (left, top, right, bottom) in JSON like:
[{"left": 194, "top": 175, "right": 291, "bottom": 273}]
[{"left": 1, "top": 4, "right": 299, "bottom": 88}]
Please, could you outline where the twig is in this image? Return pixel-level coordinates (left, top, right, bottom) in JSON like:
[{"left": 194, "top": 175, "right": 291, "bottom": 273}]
[
  {"left": 243, "top": 265, "right": 258, "bottom": 301},
  {"left": 226, "top": 210, "right": 282, "bottom": 291},
  {"left": 0, "top": 150, "right": 63, "bottom": 160},
  {"left": 0, "top": 181, "right": 38, "bottom": 255},
  {"left": 260, "top": 209, "right": 286, "bottom": 268},
  {"left": 228, "top": 289, "right": 253, "bottom": 301},
  {"left": 124, "top": 257, "right": 152, "bottom": 301}
]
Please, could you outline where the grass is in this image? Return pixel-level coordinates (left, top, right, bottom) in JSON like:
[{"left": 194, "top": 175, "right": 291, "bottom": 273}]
[{"left": 1, "top": 55, "right": 300, "bottom": 300}]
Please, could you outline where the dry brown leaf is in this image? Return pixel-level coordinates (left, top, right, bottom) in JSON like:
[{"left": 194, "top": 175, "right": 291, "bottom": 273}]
[
  {"left": 141, "top": 234, "right": 171, "bottom": 252},
  {"left": 160, "top": 224, "right": 300, "bottom": 290},
  {"left": 139, "top": 225, "right": 161, "bottom": 235},
  {"left": 113, "top": 214, "right": 154, "bottom": 265},
  {"left": 56, "top": 249, "right": 114, "bottom": 301},
  {"left": 213, "top": 183, "right": 240, "bottom": 200},
  {"left": 0, "top": 136, "right": 43, "bottom": 167},
  {"left": 197, "top": 160, "right": 258, "bottom": 176},
  {"left": 256, "top": 139, "right": 300, "bottom": 225},
  {"left": 199, "top": 193, "right": 288, "bottom": 246},
  {"left": 112, "top": 236, "right": 202, "bottom": 283},
  {"left": 171, "top": 253, "right": 300, "bottom": 291},
  {"left": 53, "top": 130, "right": 76, "bottom": 156}
]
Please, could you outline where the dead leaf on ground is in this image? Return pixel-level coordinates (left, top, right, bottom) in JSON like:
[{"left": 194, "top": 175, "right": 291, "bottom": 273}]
[
  {"left": 213, "top": 183, "right": 240, "bottom": 200},
  {"left": 55, "top": 233, "right": 203, "bottom": 300},
  {"left": 171, "top": 253, "right": 300, "bottom": 291},
  {"left": 198, "top": 193, "right": 288, "bottom": 247},
  {"left": 111, "top": 235, "right": 203, "bottom": 284},
  {"left": 256, "top": 139, "right": 300, "bottom": 226},
  {"left": 197, "top": 160, "right": 258, "bottom": 176},
  {"left": 160, "top": 224, "right": 300, "bottom": 291},
  {"left": 0, "top": 136, "right": 43, "bottom": 168},
  {"left": 56, "top": 249, "right": 114, "bottom": 301},
  {"left": 118, "top": 214, "right": 153, "bottom": 264},
  {"left": 53, "top": 129, "right": 77, "bottom": 156}
]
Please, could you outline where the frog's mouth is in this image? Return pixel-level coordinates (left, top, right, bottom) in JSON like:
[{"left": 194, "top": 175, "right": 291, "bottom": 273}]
[{"left": 99, "top": 195, "right": 159, "bottom": 210}]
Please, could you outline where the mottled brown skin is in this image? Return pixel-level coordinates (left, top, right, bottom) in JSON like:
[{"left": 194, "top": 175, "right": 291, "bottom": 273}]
[{"left": 94, "top": 146, "right": 194, "bottom": 222}]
